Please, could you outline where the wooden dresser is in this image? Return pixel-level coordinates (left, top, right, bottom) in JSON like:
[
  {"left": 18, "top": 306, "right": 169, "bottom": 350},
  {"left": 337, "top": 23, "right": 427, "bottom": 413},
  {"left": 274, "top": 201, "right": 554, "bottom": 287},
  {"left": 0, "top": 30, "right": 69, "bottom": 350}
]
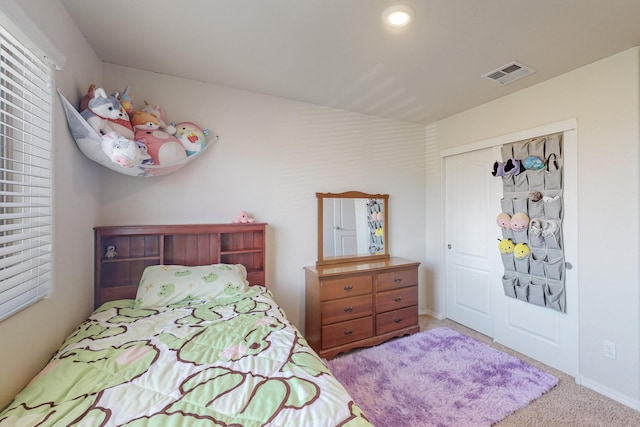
[{"left": 304, "top": 257, "right": 420, "bottom": 359}]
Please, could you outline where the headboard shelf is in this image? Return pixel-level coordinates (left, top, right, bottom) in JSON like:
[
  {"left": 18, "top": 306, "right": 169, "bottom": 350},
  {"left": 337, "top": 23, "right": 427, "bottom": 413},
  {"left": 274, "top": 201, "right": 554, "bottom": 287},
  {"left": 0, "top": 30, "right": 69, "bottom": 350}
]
[{"left": 94, "top": 223, "right": 267, "bottom": 308}]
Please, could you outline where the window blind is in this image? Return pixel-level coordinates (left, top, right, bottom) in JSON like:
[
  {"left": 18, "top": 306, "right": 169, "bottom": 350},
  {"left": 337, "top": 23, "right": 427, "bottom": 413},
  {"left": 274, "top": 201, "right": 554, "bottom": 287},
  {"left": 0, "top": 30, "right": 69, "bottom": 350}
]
[{"left": 0, "top": 23, "right": 53, "bottom": 321}]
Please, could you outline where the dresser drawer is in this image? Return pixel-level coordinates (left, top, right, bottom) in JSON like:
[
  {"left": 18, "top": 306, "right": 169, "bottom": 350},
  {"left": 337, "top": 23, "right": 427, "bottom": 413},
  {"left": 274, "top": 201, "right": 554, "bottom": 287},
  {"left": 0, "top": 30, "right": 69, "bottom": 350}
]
[
  {"left": 376, "top": 285, "right": 418, "bottom": 313},
  {"left": 322, "top": 316, "right": 373, "bottom": 349},
  {"left": 376, "top": 305, "right": 418, "bottom": 335},
  {"left": 322, "top": 294, "right": 372, "bottom": 325},
  {"left": 376, "top": 267, "right": 418, "bottom": 292},
  {"left": 321, "top": 274, "right": 372, "bottom": 301}
]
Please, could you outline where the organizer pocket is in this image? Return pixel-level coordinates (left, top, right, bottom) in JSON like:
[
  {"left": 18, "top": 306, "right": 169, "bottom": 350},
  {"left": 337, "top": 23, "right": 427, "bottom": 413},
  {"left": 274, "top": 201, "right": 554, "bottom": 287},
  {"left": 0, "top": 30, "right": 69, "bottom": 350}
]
[
  {"left": 527, "top": 169, "right": 545, "bottom": 192},
  {"left": 530, "top": 249, "right": 546, "bottom": 276},
  {"left": 545, "top": 279, "right": 565, "bottom": 312},
  {"left": 514, "top": 254, "right": 530, "bottom": 274},
  {"left": 512, "top": 229, "right": 529, "bottom": 245},
  {"left": 501, "top": 144, "right": 513, "bottom": 161},
  {"left": 502, "top": 175, "right": 515, "bottom": 193},
  {"left": 543, "top": 250, "right": 564, "bottom": 280},
  {"left": 515, "top": 280, "right": 529, "bottom": 302},
  {"left": 514, "top": 173, "right": 528, "bottom": 192},
  {"left": 502, "top": 275, "right": 517, "bottom": 298},
  {"left": 528, "top": 198, "right": 544, "bottom": 218},
  {"left": 528, "top": 137, "right": 545, "bottom": 157},
  {"left": 543, "top": 195, "right": 562, "bottom": 219},
  {"left": 502, "top": 228, "right": 514, "bottom": 240},
  {"left": 544, "top": 134, "right": 561, "bottom": 157},
  {"left": 545, "top": 169, "right": 562, "bottom": 191},
  {"left": 544, "top": 231, "right": 562, "bottom": 250},
  {"left": 528, "top": 282, "right": 546, "bottom": 307},
  {"left": 501, "top": 253, "right": 515, "bottom": 272},
  {"left": 512, "top": 198, "right": 528, "bottom": 213},
  {"left": 500, "top": 197, "right": 514, "bottom": 215},
  {"left": 528, "top": 231, "right": 545, "bottom": 248},
  {"left": 513, "top": 141, "right": 529, "bottom": 159}
]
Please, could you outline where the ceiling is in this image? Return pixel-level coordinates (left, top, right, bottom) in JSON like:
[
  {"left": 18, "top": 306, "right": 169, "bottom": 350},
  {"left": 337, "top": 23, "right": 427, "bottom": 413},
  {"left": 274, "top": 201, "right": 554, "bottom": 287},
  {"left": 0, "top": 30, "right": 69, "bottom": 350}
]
[{"left": 61, "top": 0, "right": 640, "bottom": 125}]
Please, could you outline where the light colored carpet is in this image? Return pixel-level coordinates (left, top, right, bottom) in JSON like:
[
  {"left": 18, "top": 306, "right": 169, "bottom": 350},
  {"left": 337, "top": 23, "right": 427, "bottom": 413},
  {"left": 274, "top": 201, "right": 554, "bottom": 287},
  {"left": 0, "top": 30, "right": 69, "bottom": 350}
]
[{"left": 420, "top": 315, "right": 640, "bottom": 427}]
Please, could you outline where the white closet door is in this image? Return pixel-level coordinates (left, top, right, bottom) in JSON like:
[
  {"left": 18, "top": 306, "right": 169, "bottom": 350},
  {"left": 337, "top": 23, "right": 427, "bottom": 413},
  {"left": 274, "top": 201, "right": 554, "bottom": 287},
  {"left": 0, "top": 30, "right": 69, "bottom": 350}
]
[
  {"left": 444, "top": 131, "right": 578, "bottom": 376},
  {"left": 445, "top": 147, "right": 501, "bottom": 337}
]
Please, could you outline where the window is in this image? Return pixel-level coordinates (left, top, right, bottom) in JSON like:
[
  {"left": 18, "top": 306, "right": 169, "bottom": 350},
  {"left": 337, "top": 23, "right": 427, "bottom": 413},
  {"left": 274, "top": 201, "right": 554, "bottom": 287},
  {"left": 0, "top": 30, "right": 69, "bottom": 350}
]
[{"left": 0, "top": 22, "right": 53, "bottom": 321}]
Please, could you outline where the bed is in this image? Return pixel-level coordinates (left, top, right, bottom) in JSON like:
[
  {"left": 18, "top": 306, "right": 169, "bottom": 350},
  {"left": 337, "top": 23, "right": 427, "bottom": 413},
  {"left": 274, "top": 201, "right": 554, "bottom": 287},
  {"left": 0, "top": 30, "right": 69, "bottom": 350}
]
[{"left": 0, "top": 224, "right": 372, "bottom": 426}]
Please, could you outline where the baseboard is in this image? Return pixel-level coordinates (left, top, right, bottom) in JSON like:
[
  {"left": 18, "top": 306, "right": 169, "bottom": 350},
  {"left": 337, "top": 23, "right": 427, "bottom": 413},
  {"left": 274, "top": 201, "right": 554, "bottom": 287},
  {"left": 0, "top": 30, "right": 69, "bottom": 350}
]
[
  {"left": 578, "top": 375, "right": 640, "bottom": 410},
  {"left": 419, "top": 308, "right": 444, "bottom": 320}
]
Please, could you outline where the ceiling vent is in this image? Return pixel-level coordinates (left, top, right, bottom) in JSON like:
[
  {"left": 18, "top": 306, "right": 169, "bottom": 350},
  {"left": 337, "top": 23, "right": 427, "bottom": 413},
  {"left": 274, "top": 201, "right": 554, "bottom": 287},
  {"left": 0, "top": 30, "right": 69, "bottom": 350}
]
[{"left": 482, "top": 61, "right": 535, "bottom": 85}]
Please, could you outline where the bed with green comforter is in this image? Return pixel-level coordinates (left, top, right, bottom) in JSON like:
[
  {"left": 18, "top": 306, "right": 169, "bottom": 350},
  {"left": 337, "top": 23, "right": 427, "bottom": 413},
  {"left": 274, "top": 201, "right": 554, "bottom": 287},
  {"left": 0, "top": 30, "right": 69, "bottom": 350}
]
[{"left": 0, "top": 286, "right": 371, "bottom": 426}]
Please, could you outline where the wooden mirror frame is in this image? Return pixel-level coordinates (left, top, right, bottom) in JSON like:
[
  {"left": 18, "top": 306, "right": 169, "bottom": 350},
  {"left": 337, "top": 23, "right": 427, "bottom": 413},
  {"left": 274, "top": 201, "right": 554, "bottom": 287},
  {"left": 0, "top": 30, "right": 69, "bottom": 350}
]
[{"left": 316, "top": 191, "right": 389, "bottom": 266}]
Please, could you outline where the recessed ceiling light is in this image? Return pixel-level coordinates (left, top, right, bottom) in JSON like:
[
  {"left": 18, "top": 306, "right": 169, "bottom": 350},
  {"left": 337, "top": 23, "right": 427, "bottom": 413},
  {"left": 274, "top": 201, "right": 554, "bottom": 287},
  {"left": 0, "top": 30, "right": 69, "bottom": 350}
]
[{"left": 382, "top": 5, "right": 415, "bottom": 28}]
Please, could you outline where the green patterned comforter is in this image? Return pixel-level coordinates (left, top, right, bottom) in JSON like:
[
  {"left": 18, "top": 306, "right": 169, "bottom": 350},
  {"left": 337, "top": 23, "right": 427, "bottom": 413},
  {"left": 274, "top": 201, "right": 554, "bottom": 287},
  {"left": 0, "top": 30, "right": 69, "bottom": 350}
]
[{"left": 0, "top": 287, "right": 371, "bottom": 426}]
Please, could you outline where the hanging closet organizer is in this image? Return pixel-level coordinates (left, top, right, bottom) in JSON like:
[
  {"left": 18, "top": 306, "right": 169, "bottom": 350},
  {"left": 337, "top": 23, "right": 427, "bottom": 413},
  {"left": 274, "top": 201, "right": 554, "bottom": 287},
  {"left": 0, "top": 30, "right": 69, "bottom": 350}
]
[{"left": 58, "top": 89, "right": 217, "bottom": 177}]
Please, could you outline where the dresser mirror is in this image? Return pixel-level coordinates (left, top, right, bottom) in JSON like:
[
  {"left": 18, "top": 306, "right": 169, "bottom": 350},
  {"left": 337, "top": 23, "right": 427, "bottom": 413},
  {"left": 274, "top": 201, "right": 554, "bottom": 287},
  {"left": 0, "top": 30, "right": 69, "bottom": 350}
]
[{"left": 316, "top": 191, "right": 389, "bottom": 266}]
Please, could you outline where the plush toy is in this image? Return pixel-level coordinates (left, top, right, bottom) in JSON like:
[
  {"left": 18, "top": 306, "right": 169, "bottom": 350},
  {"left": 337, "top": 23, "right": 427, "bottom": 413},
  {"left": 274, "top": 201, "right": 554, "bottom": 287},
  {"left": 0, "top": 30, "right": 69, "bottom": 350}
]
[
  {"left": 104, "top": 245, "right": 118, "bottom": 259},
  {"left": 370, "top": 211, "right": 384, "bottom": 222},
  {"left": 112, "top": 85, "right": 134, "bottom": 114},
  {"left": 131, "top": 110, "right": 163, "bottom": 131},
  {"left": 232, "top": 211, "right": 255, "bottom": 224},
  {"left": 523, "top": 155, "right": 545, "bottom": 170},
  {"left": 101, "top": 132, "right": 150, "bottom": 168},
  {"left": 80, "top": 87, "right": 134, "bottom": 139},
  {"left": 79, "top": 83, "right": 96, "bottom": 112},
  {"left": 131, "top": 110, "right": 187, "bottom": 165},
  {"left": 496, "top": 212, "right": 511, "bottom": 229},
  {"left": 513, "top": 242, "right": 531, "bottom": 259},
  {"left": 529, "top": 191, "right": 543, "bottom": 202},
  {"left": 141, "top": 102, "right": 176, "bottom": 135},
  {"left": 510, "top": 212, "right": 530, "bottom": 231},
  {"left": 173, "top": 121, "right": 209, "bottom": 155},
  {"left": 498, "top": 238, "right": 515, "bottom": 254},
  {"left": 134, "top": 128, "right": 186, "bottom": 166}
]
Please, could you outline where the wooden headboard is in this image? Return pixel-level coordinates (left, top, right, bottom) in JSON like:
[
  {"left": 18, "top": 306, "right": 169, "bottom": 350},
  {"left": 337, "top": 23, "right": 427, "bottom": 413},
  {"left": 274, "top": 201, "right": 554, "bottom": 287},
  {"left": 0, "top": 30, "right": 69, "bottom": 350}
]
[{"left": 94, "top": 223, "right": 266, "bottom": 309}]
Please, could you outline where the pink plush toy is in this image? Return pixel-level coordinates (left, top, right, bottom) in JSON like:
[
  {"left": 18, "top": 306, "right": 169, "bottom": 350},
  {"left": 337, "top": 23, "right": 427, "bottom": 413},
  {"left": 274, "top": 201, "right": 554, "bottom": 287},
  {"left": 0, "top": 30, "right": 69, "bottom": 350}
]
[
  {"left": 232, "top": 211, "right": 255, "bottom": 224},
  {"left": 510, "top": 212, "right": 530, "bottom": 231},
  {"left": 496, "top": 212, "right": 511, "bottom": 229}
]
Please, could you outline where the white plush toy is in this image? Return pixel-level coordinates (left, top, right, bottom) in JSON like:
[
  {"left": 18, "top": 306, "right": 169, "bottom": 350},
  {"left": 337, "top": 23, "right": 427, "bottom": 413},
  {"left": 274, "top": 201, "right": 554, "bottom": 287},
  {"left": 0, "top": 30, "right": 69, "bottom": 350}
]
[{"left": 101, "top": 132, "right": 150, "bottom": 168}]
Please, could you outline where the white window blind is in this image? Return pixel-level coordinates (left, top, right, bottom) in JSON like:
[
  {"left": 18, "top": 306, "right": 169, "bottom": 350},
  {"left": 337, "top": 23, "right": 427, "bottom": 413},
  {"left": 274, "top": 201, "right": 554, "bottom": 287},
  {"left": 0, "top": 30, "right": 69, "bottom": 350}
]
[{"left": 0, "top": 23, "right": 53, "bottom": 321}]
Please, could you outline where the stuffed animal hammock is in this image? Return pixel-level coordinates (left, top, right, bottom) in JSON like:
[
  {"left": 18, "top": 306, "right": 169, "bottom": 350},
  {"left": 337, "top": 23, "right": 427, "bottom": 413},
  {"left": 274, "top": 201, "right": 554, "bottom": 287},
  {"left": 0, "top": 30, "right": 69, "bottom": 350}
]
[{"left": 58, "top": 89, "right": 216, "bottom": 177}]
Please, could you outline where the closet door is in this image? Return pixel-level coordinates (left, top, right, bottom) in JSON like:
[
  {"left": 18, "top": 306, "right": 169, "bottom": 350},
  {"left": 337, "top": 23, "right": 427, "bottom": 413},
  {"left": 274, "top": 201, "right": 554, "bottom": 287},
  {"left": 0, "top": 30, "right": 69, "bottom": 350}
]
[
  {"left": 443, "top": 126, "right": 577, "bottom": 377},
  {"left": 444, "top": 147, "right": 502, "bottom": 337}
]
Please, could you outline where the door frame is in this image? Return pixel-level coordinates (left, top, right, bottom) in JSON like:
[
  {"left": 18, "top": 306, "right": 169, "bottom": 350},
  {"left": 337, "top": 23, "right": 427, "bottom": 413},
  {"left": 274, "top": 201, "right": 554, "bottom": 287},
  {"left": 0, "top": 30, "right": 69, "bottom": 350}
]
[{"left": 439, "top": 118, "right": 579, "bottom": 377}]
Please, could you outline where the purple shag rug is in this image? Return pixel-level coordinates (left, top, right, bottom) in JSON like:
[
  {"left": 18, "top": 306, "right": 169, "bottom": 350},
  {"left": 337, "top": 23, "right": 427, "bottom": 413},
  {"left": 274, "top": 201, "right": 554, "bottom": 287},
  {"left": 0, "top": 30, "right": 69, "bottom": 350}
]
[{"left": 324, "top": 327, "right": 558, "bottom": 427}]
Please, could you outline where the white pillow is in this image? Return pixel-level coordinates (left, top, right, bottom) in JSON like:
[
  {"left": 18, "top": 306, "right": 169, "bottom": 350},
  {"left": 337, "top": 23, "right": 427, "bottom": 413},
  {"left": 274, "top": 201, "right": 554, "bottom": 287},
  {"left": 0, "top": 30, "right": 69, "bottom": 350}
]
[{"left": 134, "top": 264, "right": 249, "bottom": 309}]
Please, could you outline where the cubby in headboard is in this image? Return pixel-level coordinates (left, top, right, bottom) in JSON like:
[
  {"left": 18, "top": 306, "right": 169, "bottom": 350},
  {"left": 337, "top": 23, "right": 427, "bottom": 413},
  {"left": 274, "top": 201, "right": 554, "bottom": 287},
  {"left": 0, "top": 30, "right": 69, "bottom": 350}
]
[{"left": 94, "top": 223, "right": 267, "bottom": 308}]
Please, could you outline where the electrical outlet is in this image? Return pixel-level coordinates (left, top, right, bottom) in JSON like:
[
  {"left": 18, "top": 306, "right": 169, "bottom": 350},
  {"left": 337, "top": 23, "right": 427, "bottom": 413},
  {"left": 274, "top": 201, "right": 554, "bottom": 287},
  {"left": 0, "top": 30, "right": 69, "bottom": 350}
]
[{"left": 604, "top": 341, "right": 616, "bottom": 359}]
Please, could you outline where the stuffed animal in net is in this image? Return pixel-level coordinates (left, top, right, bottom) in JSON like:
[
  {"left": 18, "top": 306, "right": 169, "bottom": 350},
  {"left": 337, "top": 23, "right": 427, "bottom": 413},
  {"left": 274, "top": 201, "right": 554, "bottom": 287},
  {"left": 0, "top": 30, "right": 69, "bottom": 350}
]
[
  {"left": 140, "top": 102, "right": 176, "bottom": 135},
  {"left": 101, "top": 132, "right": 151, "bottom": 168},
  {"left": 173, "top": 121, "right": 209, "bottom": 155},
  {"left": 80, "top": 86, "right": 134, "bottom": 139},
  {"left": 232, "top": 211, "right": 256, "bottom": 224},
  {"left": 131, "top": 110, "right": 186, "bottom": 165}
]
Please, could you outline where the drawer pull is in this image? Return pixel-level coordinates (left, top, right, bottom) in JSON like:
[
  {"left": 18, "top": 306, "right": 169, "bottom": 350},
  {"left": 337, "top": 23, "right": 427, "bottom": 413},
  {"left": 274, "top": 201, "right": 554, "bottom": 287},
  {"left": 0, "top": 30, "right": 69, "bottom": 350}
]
[
  {"left": 394, "top": 297, "right": 403, "bottom": 303},
  {"left": 343, "top": 306, "right": 353, "bottom": 312},
  {"left": 394, "top": 318, "right": 403, "bottom": 323},
  {"left": 344, "top": 330, "right": 353, "bottom": 336},
  {"left": 344, "top": 285, "right": 354, "bottom": 291},
  {"left": 394, "top": 277, "right": 403, "bottom": 283}
]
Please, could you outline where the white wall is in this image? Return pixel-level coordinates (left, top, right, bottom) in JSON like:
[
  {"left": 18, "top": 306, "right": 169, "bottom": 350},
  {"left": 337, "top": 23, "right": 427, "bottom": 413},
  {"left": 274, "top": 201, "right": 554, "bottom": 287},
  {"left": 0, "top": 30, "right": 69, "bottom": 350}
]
[
  {"left": 99, "top": 64, "right": 428, "bottom": 331},
  {"left": 429, "top": 48, "right": 640, "bottom": 407},
  {"left": 0, "top": 0, "right": 103, "bottom": 408}
]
